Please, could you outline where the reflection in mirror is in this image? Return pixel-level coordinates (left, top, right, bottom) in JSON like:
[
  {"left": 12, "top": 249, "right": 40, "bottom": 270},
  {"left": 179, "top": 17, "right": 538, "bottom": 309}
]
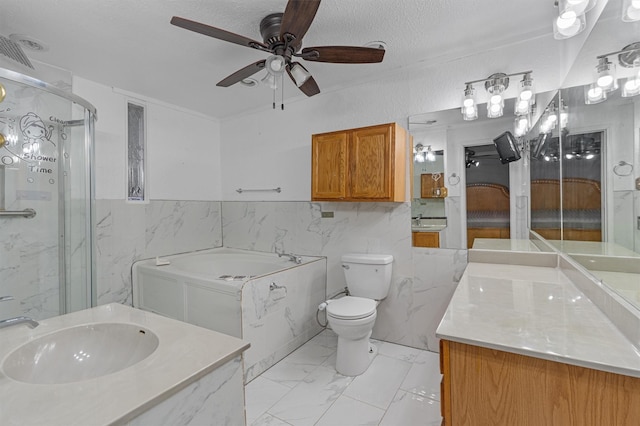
[
  {"left": 411, "top": 137, "right": 446, "bottom": 248},
  {"left": 466, "top": 145, "right": 511, "bottom": 248},
  {"left": 529, "top": 0, "right": 640, "bottom": 311},
  {"left": 409, "top": 96, "right": 536, "bottom": 250}
]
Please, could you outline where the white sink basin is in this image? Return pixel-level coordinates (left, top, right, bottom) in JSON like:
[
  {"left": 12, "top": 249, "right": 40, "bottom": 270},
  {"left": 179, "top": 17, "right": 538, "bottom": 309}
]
[{"left": 2, "top": 323, "right": 159, "bottom": 384}]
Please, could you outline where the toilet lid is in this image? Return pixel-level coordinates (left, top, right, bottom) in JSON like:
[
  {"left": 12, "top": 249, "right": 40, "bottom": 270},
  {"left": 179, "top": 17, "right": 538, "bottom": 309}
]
[{"left": 326, "top": 296, "right": 376, "bottom": 320}]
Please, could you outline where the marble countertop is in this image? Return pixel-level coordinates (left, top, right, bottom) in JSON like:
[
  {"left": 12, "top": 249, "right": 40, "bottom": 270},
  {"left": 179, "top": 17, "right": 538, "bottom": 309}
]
[
  {"left": 471, "top": 238, "right": 542, "bottom": 252},
  {"left": 436, "top": 262, "right": 640, "bottom": 378},
  {"left": 411, "top": 225, "right": 446, "bottom": 232},
  {"left": 0, "top": 303, "right": 250, "bottom": 425},
  {"left": 547, "top": 240, "right": 640, "bottom": 257}
]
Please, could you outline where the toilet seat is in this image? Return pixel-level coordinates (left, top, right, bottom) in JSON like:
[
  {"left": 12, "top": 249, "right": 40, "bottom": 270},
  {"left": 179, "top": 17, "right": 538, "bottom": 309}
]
[{"left": 326, "top": 296, "right": 376, "bottom": 320}]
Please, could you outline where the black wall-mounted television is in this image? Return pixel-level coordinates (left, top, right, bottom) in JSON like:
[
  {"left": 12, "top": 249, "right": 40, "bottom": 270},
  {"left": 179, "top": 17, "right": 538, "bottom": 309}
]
[
  {"left": 531, "top": 132, "right": 550, "bottom": 160},
  {"left": 492, "top": 131, "right": 521, "bottom": 164}
]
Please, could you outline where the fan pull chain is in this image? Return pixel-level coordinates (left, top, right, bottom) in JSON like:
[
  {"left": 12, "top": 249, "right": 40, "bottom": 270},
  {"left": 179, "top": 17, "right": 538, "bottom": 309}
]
[{"left": 281, "top": 74, "right": 285, "bottom": 110}]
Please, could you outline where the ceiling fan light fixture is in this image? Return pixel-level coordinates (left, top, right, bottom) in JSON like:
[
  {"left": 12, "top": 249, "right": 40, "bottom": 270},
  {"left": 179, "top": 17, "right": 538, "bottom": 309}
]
[
  {"left": 240, "top": 78, "right": 258, "bottom": 87},
  {"left": 364, "top": 41, "right": 387, "bottom": 50},
  {"left": 265, "top": 55, "right": 286, "bottom": 75},
  {"left": 289, "top": 63, "right": 311, "bottom": 87},
  {"left": 261, "top": 72, "right": 278, "bottom": 89}
]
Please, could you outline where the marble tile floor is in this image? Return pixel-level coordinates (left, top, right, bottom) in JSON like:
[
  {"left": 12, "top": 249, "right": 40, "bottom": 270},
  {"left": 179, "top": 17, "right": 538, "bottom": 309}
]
[{"left": 244, "top": 329, "right": 443, "bottom": 426}]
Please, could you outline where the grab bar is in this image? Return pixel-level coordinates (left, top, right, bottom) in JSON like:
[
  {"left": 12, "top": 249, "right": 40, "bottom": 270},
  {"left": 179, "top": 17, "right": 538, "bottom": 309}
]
[
  {"left": 236, "top": 187, "right": 281, "bottom": 194},
  {"left": 0, "top": 208, "right": 36, "bottom": 219}
]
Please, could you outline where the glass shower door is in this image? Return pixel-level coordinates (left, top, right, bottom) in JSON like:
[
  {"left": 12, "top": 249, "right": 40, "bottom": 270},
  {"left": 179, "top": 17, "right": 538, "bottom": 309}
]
[{"left": 0, "top": 72, "right": 94, "bottom": 320}]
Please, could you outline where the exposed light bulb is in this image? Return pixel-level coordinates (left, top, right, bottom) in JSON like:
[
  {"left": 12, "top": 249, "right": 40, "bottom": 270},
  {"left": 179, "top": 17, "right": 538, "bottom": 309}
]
[
  {"left": 596, "top": 74, "right": 614, "bottom": 88},
  {"left": 554, "top": 10, "right": 583, "bottom": 38},
  {"left": 490, "top": 94, "right": 502, "bottom": 104},
  {"left": 463, "top": 98, "right": 475, "bottom": 108},
  {"left": 519, "top": 89, "right": 533, "bottom": 101},
  {"left": 625, "top": 0, "right": 640, "bottom": 21}
]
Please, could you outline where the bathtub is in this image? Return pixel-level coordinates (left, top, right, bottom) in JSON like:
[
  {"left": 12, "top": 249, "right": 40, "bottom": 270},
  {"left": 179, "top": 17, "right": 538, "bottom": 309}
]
[{"left": 132, "top": 247, "right": 327, "bottom": 382}]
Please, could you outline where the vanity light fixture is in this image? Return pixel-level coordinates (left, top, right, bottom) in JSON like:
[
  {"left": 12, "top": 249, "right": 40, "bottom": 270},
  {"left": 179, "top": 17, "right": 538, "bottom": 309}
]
[
  {"left": 584, "top": 83, "right": 607, "bottom": 104},
  {"left": 515, "top": 73, "right": 536, "bottom": 115},
  {"left": 539, "top": 103, "right": 558, "bottom": 134},
  {"left": 559, "top": 99, "right": 569, "bottom": 129},
  {"left": 595, "top": 57, "right": 618, "bottom": 92},
  {"left": 622, "top": 0, "right": 640, "bottom": 21},
  {"left": 585, "top": 42, "right": 640, "bottom": 103},
  {"left": 485, "top": 73, "right": 508, "bottom": 118},
  {"left": 513, "top": 115, "right": 530, "bottom": 137},
  {"left": 461, "top": 71, "right": 534, "bottom": 123},
  {"left": 413, "top": 143, "right": 436, "bottom": 163},
  {"left": 461, "top": 84, "right": 478, "bottom": 121},
  {"left": 553, "top": 0, "right": 593, "bottom": 40}
]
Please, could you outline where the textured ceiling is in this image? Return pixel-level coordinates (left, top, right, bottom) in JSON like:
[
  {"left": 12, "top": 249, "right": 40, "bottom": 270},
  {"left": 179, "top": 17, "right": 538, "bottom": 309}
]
[{"left": 0, "top": 0, "right": 558, "bottom": 119}]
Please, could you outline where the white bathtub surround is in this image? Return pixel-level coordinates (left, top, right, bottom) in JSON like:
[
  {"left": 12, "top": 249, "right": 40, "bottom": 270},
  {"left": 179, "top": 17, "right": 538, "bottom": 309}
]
[
  {"left": 0, "top": 303, "right": 249, "bottom": 426},
  {"left": 242, "top": 258, "right": 326, "bottom": 382},
  {"left": 95, "top": 199, "right": 223, "bottom": 305},
  {"left": 133, "top": 248, "right": 327, "bottom": 383}
]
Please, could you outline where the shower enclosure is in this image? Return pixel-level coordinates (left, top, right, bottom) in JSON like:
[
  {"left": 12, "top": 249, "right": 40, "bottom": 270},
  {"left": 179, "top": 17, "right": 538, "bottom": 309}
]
[{"left": 0, "top": 68, "right": 96, "bottom": 320}]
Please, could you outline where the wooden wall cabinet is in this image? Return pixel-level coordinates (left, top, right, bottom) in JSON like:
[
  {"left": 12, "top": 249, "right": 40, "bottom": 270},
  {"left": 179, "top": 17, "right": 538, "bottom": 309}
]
[
  {"left": 440, "top": 340, "right": 640, "bottom": 425},
  {"left": 311, "top": 123, "right": 407, "bottom": 202},
  {"left": 420, "top": 173, "right": 447, "bottom": 198},
  {"left": 412, "top": 231, "right": 440, "bottom": 248}
]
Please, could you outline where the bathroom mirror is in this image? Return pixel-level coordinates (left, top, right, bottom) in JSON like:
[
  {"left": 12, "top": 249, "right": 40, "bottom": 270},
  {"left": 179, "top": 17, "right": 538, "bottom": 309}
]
[
  {"left": 528, "top": 0, "right": 640, "bottom": 310},
  {"left": 408, "top": 97, "right": 537, "bottom": 249}
]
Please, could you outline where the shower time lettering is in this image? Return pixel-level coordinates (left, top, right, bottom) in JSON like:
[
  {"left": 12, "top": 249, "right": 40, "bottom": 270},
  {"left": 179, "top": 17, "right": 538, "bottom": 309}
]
[{"left": 23, "top": 153, "right": 57, "bottom": 174}]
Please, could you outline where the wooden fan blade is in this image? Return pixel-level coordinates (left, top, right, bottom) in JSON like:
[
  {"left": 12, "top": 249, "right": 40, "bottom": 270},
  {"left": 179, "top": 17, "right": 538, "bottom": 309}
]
[
  {"left": 286, "top": 63, "right": 320, "bottom": 97},
  {"left": 171, "top": 16, "right": 267, "bottom": 50},
  {"left": 298, "top": 76, "right": 320, "bottom": 97},
  {"left": 302, "top": 46, "right": 385, "bottom": 63},
  {"left": 280, "top": 0, "right": 321, "bottom": 42},
  {"left": 217, "top": 60, "right": 266, "bottom": 87}
]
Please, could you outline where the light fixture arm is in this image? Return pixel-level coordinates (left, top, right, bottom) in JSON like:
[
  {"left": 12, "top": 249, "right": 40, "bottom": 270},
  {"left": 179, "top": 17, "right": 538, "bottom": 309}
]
[
  {"left": 464, "top": 70, "right": 533, "bottom": 86},
  {"left": 596, "top": 46, "right": 640, "bottom": 60}
]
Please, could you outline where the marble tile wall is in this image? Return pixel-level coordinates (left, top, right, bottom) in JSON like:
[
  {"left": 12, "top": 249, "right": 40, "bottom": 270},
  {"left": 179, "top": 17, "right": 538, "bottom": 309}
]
[
  {"left": 222, "top": 201, "right": 466, "bottom": 351},
  {"left": 96, "top": 199, "right": 466, "bottom": 352},
  {"left": 95, "top": 200, "right": 222, "bottom": 305}
]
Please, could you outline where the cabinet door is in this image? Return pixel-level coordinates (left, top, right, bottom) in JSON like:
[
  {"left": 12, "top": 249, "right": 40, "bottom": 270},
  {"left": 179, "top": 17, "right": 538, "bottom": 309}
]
[
  {"left": 413, "top": 231, "right": 440, "bottom": 248},
  {"left": 311, "top": 131, "right": 348, "bottom": 200},
  {"left": 349, "top": 125, "right": 393, "bottom": 199}
]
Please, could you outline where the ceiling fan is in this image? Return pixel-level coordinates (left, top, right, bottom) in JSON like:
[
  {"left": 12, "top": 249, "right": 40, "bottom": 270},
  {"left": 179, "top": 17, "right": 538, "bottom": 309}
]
[{"left": 170, "top": 0, "right": 385, "bottom": 98}]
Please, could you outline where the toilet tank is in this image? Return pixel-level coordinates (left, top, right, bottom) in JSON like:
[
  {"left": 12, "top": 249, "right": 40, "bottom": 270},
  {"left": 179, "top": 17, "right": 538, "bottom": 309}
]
[{"left": 341, "top": 253, "right": 393, "bottom": 300}]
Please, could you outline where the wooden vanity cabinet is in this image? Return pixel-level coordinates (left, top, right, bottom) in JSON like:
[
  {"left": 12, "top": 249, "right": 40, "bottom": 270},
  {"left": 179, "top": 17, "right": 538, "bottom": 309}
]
[
  {"left": 439, "top": 339, "right": 640, "bottom": 426},
  {"left": 311, "top": 123, "right": 407, "bottom": 202},
  {"left": 412, "top": 231, "right": 439, "bottom": 248}
]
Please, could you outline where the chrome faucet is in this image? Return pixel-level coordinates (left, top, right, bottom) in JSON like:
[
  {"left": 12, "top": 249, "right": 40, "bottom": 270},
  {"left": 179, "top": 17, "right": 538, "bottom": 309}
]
[
  {"left": 0, "top": 296, "right": 39, "bottom": 329},
  {"left": 277, "top": 251, "right": 303, "bottom": 264},
  {"left": 0, "top": 316, "right": 39, "bottom": 329}
]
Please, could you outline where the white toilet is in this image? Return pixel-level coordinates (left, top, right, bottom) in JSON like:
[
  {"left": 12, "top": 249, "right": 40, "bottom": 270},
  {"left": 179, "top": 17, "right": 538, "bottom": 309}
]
[{"left": 325, "top": 253, "right": 393, "bottom": 376}]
